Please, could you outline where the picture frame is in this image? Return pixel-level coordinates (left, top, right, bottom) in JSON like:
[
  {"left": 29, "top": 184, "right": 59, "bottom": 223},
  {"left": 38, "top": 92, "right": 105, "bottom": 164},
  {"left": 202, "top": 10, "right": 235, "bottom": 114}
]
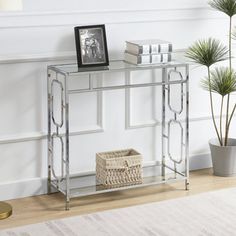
[{"left": 74, "top": 24, "right": 109, "bottom": 68}]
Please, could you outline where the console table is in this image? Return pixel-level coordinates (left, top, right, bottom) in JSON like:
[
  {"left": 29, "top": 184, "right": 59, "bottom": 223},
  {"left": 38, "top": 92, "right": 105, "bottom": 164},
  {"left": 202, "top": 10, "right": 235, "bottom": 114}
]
[{"left": 47, "top": 60, "right": 189, "bottom": 210}]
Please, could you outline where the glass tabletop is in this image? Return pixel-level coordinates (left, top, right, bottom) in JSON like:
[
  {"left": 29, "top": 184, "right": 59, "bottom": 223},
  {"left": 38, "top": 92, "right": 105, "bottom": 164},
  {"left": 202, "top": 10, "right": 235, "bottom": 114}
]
[{"left": 48, "top": 60, "right": 188, "bottom": 75}]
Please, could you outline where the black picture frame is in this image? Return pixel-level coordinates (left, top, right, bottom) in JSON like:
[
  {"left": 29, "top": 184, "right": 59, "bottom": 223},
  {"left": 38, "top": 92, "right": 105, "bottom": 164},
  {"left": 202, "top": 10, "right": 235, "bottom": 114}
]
[{"left": 74, "top": 24, "right": 109, "bottom": 68}]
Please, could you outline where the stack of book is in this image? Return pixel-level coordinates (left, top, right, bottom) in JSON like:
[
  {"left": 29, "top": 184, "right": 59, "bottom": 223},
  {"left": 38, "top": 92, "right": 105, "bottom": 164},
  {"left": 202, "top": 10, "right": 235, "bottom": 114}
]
[{"left": 124, "top": 39, "right": 173, "bottom": 65}]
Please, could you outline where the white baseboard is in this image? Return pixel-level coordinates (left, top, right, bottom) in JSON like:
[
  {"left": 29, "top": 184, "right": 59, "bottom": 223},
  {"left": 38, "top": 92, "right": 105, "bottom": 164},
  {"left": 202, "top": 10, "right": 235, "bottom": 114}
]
[
  {"left": 0, "top": 153, "right": 212, "bottom": 201},
  {"left": 0, "top": 178, "right": 48, "bottom": 201},
  {"left": 189, "top": 153, "right": 212, "bottom": 171}
]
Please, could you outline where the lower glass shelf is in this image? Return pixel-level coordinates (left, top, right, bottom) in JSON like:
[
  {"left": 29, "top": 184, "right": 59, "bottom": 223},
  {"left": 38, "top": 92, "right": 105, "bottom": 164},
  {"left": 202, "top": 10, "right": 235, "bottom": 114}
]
[{"left": 50, "top": 165, "right": 187, "bottom": 198}]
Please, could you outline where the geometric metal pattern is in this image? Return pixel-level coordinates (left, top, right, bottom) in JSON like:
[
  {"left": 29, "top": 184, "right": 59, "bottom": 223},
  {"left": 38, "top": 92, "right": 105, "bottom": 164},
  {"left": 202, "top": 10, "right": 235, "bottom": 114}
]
[
  {"left": 166, "top": 69, "right": 184, "bottom": 165},
  {"left": 51, "top": 133, "right": 65, "bottom": 182},
  {"left": 51, "top": 79, "right": 64, "bottom": 128},
  {"left": 47, "top": 61, "right": 189, "bottom": 210},
  {"left": 50, "top": 79, "right": 66, "bottom": 183},
  {"left": 167, "top": 69, "right": 184, "bottom": 114},
  {"left": 161, "top": 66, "right": 189, "bottom": 190},
  {"left": 167, "top": 68, "right": 184, "bottom": 165},
  {"left": 168, "top": 119, "right": 184, "bottom": 164}
]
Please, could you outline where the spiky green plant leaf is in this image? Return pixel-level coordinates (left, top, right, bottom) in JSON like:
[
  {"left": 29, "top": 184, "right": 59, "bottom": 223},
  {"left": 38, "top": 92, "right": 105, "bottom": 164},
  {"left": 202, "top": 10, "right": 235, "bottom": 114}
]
[
  {"left": 201, "top": 67, "right": 236, "bottom": 96},
  {"left": 186, "top": 38, "right": 228, "bottom": 67},
  {"left": 209, "top": 0, "right": 236, "bottom": 17}
]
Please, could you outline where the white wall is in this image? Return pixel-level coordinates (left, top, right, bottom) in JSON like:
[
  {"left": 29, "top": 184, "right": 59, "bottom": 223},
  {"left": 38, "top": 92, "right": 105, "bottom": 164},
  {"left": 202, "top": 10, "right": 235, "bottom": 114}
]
[{"left": 0, "top": 0, "right": 236, "bottom": 200}]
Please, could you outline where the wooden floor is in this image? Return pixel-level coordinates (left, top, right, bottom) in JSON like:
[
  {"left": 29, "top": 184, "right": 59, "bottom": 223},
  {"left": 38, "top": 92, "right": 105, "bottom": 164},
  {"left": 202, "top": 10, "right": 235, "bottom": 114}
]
[{"left": 1, "top": 168, "right": 236, "bottom": 230}]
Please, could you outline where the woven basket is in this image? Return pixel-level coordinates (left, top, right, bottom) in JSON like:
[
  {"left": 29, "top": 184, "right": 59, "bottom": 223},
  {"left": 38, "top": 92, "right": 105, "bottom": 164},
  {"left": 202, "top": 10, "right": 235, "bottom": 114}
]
[{"left": 96, "top": 149, "right": 143, "bottom": 188}]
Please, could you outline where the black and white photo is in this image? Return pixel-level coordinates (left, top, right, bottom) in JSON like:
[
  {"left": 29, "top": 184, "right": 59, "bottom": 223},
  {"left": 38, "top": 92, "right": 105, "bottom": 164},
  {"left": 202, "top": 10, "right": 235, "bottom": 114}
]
[{"left": 74, "top": 25, "right": 109, "bottom": 67}]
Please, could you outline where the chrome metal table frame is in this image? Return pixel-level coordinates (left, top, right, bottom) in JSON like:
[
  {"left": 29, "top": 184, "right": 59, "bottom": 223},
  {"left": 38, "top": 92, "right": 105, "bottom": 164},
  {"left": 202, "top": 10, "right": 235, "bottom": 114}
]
[{"left": 47, "top": 61, "right": 189, "bottom": 210}]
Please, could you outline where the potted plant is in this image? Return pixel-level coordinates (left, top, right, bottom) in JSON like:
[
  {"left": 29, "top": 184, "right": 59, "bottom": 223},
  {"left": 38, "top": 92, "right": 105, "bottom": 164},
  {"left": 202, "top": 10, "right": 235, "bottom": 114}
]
[{"left": 186, "top": 0, "right": 236, "bottom": 176}]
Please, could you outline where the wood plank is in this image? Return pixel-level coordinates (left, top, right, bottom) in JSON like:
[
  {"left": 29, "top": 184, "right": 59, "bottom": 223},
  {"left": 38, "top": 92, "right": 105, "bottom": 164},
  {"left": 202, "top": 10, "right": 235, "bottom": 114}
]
[{"left": 1, "top": 168, "right": 236, "bottom": 230}]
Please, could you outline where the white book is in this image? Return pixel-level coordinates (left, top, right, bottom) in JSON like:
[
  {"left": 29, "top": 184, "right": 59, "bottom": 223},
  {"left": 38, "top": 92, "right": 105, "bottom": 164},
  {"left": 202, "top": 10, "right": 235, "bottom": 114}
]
[
  {"left": 151, "top": 54, "right": 162, "bottom": 63},
  {"left": 124, "top": 52, "right": 151, "bottom": 65},
  {"left": 161, "top": 53, "right": 172, "bottom": 63},
  {"left": 124, "top": 52, "right": 172, "bottom": 65},
  {"left": 126, "top": 39, "right": 173, "bottom": 55}
]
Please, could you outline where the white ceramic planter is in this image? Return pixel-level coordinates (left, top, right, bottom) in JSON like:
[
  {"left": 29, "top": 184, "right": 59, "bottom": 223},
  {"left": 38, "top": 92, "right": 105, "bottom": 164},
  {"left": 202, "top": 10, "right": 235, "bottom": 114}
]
[{"left": 209, "top": 138, "right": 236, "bottom": 177}]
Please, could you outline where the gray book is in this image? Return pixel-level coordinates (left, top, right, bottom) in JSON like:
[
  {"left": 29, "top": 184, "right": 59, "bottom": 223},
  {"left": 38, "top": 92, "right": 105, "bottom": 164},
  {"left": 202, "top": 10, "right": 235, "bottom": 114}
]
[
  {"left": 126, "top": 39, "right": 173, "bottom": 55},
  {"left": 124, "top": 51, "right": 171, "bottom": 65}
]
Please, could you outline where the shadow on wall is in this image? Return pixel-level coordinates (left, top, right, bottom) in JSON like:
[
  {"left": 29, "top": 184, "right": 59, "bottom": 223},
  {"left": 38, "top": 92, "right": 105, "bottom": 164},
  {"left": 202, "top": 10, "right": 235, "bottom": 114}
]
[{"left": 56, "top": 32, "right": 76, "bottom": 55}]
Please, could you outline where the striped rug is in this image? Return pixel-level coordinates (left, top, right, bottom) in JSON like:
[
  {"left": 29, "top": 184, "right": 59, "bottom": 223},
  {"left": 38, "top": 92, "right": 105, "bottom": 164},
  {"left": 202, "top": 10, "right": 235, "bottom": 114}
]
[{"left": 1, "top": 187, "right": 236, "bottom": 236}]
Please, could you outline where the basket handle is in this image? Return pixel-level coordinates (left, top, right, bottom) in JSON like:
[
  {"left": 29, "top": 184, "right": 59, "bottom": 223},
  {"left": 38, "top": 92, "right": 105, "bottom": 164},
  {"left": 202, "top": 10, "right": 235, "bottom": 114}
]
[{"left": 106, "top": 160, "right": 139, "bottom": 170}]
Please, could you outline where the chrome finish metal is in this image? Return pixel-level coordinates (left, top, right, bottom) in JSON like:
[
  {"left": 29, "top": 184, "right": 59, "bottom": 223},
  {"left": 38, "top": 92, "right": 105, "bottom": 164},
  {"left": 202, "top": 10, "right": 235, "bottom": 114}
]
[
  {"left": 185, "top": 65, "right": 190, "bottom": 190},
  {"left": 164, "top": 164, "right": 185, "bottom": 177},
  {"left": 64, "top": 72, "right": 70, "bottom": 211},
  {"left": 47, "top": 61, "right": 189, "bottom": 210},
  {"left": 161, "top": 68, "right": 166, "bottom": 181},
  {"left": 68, "top": 80, "right": 187, "bottom": 94},
  {"left": 165, "top": 66, "right": 189, "bottom": 189},
  {"left": 47, "top": 69, "right": 52, "bottom": 195}
]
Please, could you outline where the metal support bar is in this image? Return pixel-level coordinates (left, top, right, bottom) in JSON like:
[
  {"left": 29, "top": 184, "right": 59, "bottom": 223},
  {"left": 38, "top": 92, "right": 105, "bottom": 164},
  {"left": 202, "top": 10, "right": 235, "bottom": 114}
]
[
  {"left": 161, "top": 68, "right": 166, "bottom": 181},
  {"left": 68, "top": 80, "right": 188, "bottom": 94},
  {"left": 47, "top": 69, "right": 52, "bottom": 195},
  {"left": 164, "top": 164, "right": 185, "bottom": 177},
  {"left": 185, "top": 65, "right": 190, "bottom": 190},
  {"left": 64, "top": 73, "right": 70, "bottom": 210}
]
